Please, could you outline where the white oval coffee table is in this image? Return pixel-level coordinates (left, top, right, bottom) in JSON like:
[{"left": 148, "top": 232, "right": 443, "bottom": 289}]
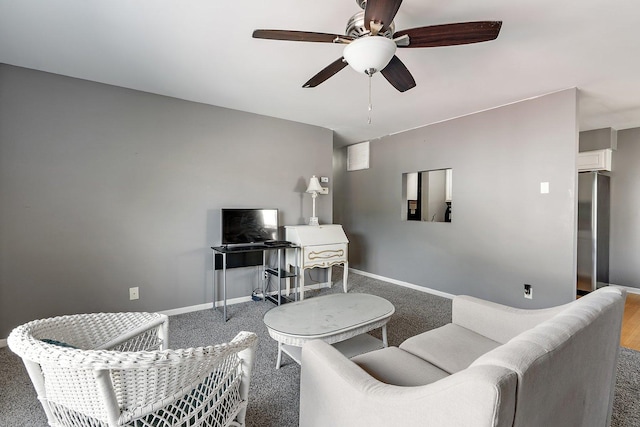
[{"left": 263, "top": 293, "right": 395, "bottom": 369}]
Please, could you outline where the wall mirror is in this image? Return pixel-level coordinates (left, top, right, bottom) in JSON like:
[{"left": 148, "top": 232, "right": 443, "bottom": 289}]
[{"left": 402, "top": 169, "right": 452, "bottom": 222}]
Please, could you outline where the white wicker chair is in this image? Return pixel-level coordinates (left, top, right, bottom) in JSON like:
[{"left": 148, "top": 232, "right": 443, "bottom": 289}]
[{"left": 7, "top": 312, "right": 258, "bottom": 427}]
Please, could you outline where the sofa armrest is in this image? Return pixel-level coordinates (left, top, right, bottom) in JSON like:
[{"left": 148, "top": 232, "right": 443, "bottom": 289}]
[
  {"left": 299, "top": 340, "right": 517, "bottom": 427},
  {"left": 452, "top": 295, "right": 571, "bottom": 343}
]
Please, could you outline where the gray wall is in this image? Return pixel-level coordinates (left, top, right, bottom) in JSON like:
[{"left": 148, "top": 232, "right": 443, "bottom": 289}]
[
  {"left": 0, "top": 65, "right": 333, "bottom": 337},
  {"left": 334, "top": 89, "right": 578, "bottom": 308},
  {"left": 610, "top": 128, "right": 640, "bottom": 289}
]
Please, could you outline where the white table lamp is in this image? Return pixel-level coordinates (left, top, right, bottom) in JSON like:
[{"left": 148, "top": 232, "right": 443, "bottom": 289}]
[{"left": 306, "top": 175, "right": 323, "bottom": 226}]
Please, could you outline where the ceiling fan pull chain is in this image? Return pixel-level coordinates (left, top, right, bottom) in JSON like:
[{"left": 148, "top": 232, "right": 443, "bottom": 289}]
[{"left": 368, "top": 72, "right": 373, "bottom": 125}]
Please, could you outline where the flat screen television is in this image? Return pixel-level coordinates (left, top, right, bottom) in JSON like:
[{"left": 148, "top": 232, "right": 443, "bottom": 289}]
[{"left": 221, "top": 208, "right": 279, "bottom": 246}]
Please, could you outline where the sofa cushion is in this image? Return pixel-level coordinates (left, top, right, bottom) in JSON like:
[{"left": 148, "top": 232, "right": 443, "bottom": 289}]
[
  {"left": 399, "top": 323, "right": 501, "bottom": 374},
  {"left": 351, "top": 346, "right": 450, "bottom": 386}
]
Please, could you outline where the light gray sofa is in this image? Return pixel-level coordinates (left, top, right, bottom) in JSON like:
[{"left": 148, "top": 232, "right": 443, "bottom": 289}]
[{"left": 299, "top": 286, "right": 626, "bottom": 427}]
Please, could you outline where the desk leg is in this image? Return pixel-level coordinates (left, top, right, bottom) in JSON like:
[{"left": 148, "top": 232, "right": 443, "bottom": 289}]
[
  {"left": 212, "top": 251, "right": 228, "bottom": 321},
  {"left": 299, "top": 268, "right": 305, "bottom": 301},
  {"left": 293, "top": 256, "right": 300, "bottom": 301},
  {"left": 343, "top": 262, "right": 349, "bottom": 293},
  {"left": 223, "top": 253, "right": 228, "bottom": 322},
  {"left": 382, "top": 324, "right": 388, "bottom": 348},
  {"left": 294, "top": 248, "right": 299, "bottom": 302},
  {"left": 285, "top": 265, "right": 291, "bottom": 296},
  {"left": 277, "top": 248, "right": 283, "bottom": 305},
  {"left": 212, "top": 251, "right": 217, "bottom": 313},
  {"left": 327, "top": 267, "right": 332, "bottom": 289}
]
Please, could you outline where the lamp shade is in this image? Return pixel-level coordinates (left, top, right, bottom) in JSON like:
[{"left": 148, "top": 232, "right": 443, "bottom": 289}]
[
  {"left": 343, "top": 36, "right": 397, "bottom": 75},
  {"left": 306, "top": 175, "right": 323, "bottom": 193}
]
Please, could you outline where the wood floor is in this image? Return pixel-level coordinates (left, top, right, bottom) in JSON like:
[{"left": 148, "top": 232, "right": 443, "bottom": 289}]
[{"left": 621, "top": 293, "right": 640, "bottom": 351}]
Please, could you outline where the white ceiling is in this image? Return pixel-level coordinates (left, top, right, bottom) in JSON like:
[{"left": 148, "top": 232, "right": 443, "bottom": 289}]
[{"left": 2, "top": 0, "right": 639, "bottom": 146}]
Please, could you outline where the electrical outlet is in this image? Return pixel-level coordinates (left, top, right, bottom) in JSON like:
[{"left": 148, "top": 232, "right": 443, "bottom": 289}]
[
  {"left": 129, "top": 287, "right": 139, "bottom": 300},
  {"left": 319, "top": 187, "right": 329, "bottom": 195},
  {"left": 524, "top": 284, "right": 533, "bottom": 299}
]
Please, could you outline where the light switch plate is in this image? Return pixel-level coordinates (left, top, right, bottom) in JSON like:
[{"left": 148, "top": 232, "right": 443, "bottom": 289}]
[{"left": 540, "top": 182, "right": 549, "bottom": 194}]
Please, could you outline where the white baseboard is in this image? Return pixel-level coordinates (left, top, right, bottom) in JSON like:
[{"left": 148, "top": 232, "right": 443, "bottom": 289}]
[
  {"left": 158, "top": 282, "right": 331, "bottom": 317},
  {"left": 159, "top": 302, "right": 214, "bottom": 317},
  {"left": 159, "top": 294, "right": 259, "bottom": 316},
  {"left": 349, "top": 268, "right": 455, "bottom": 299}
]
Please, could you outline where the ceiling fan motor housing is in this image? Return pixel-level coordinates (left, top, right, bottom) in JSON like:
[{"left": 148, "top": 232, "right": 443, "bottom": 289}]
[{"left": 346, "top": 11, "right": 395, "bottom": 39}]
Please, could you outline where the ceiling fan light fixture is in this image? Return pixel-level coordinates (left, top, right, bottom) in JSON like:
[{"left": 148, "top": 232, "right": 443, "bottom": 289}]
[{"left": 343, "top": 36, "right": 397, "bottom": 75}]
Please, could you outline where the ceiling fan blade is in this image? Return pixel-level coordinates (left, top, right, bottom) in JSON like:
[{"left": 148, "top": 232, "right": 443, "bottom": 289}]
[
  {"left": 395, "top": 21, "right": 502, "bottom": 48},
  {"left": 364, "top": 0, "right": 403, "bottom": 33},
  {"left": 380, "top": 55, "right": 416, "bottom": 92},
  {"left": 252, "top": 29, "right": 353, "bottom": 43},
  {"left": 303, "top": 58, "right": 348, "bottom": 88}
]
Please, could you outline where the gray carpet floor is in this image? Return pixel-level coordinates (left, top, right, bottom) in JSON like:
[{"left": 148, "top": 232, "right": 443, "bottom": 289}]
[{"left": 1, "top": 268, "right": 639, "bottom": 426}]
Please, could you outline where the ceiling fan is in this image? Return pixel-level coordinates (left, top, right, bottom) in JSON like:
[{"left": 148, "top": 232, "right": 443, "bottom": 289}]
[{"left": 253, "top": 0, "right": 502, "bottom": 93}]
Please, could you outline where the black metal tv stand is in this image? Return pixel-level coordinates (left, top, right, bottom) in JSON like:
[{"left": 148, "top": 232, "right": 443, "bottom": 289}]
[{"left": 211, "top": 243, "right": 300, "bottom": 321}]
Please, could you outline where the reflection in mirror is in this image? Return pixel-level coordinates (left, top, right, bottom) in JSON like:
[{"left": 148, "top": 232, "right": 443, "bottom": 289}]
[{"left": 402, "top": 169, "right": 452, "bottom": 222}]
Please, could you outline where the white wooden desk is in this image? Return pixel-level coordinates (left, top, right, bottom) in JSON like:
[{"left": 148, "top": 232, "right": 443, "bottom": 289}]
[{"left": 285, "top": 224, "right": 349, "bottom": 300}]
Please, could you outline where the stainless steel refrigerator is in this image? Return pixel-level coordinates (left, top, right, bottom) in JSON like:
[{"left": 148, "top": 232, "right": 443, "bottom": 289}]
[{"left": 577, "top": 171, "right": 610, "bottom": 292}]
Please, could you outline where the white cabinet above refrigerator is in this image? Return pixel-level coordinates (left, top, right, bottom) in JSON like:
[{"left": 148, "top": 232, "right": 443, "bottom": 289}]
[{"left": 578, "top": 149, "right": 612, "bottom": 172}]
